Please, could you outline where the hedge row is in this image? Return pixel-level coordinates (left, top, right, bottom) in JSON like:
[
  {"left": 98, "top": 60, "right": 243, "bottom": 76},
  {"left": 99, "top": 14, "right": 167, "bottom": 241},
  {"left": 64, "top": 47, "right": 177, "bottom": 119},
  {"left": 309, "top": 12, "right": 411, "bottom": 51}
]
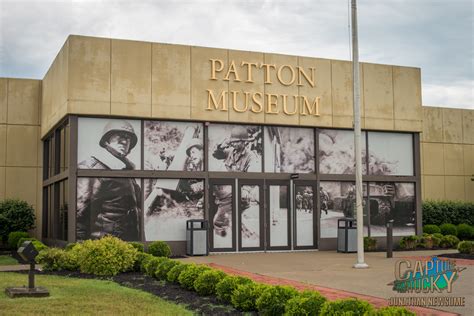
[
  {"left": 423, "top": 200, "right": 474, "bottom": 226},
  {"left": 423, "top": 223, "right": 473, "bottom": 240}
]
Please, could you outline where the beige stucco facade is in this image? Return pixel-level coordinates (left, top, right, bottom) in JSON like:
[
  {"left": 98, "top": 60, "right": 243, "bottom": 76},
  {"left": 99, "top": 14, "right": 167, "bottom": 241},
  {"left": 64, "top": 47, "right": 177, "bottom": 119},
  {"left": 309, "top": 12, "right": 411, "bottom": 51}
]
[{"left": 0, "top": 35, "right": 472, "bottom": 239}]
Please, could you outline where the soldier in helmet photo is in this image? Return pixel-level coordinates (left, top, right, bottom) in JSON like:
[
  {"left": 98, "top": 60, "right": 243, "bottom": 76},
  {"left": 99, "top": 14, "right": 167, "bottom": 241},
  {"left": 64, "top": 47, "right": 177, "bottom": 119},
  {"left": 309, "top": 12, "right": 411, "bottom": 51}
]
[
  {"left": 76, "top": 119, "right": 142, "bottom": 241},
  {"left": 211, "top": 125, "right": 262, "bottom": 172}
]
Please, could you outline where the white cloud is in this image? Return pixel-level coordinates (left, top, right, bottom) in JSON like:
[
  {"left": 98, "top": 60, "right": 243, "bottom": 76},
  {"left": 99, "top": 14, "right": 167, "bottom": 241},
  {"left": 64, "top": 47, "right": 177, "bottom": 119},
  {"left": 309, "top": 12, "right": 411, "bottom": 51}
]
[
  {"left": 423, "top": 81, "right": 474, "bottom": 109},
  {"left": 0, "top": 0, "right": 472, "bottom": 109}
]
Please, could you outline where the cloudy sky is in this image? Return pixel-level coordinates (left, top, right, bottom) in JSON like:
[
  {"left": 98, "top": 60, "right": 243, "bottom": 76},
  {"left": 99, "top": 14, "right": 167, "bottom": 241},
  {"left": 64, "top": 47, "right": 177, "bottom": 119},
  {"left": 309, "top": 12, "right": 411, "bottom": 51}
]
[{"left": 0, "top": 0, "right": 472, "bottom": 109}]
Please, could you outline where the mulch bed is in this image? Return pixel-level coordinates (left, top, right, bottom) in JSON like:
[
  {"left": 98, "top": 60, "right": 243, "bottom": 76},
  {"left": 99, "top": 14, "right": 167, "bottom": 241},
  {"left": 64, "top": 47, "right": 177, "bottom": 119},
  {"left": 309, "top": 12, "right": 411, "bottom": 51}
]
[{"left": 16, "top": 269, "right": 244, "bottom": 315}]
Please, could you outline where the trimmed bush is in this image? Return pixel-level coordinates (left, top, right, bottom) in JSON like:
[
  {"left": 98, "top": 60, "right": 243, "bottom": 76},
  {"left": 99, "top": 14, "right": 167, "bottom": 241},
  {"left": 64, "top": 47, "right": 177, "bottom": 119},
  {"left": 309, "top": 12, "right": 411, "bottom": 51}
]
[
  {"left": 0, "top": 199, "right": 36, "bottom": 242},
  {"left": 167, "top": 262, "right": 189, "bottom": 283},
  {"left": 65, "top": 243, "right": 78, "bottom": 251},
  {"left": 457, "top": 224, "right": 473, "bottom": 240},
  {"left": 284, "top": 290, "right": 327, "bottom": 316},
  {"left": 8, "top": 231, "right": 29, "bottom": 249},
  {"left": 216, "top": 275, "right": 253, "bottom": 303},
  {"left": 194, "top": 269, "right": 227, "bottom": 296},
  {"left": 256, "top": 285, "right": 298, "bottom": 315},
  {"left": 431, "top": 234, "right": 441, "bottom": 247},
  {"left": 423, "top": 200, "right": 473, "bottom": 226},
  {"left": 147, "top": 241, "right": 171, "bottom": 258},
  {"left": 178, "top": 264, "right": 211, "bottom": 290},
  {"left": 457, "top": 241, "right": 473, "bottom": 254},
  {"left": 439, "top": 235, "right": 460, "bottom": 248},
  {"left": 156, "top": 258, "right": 179, "bottom": 280},
  {"left": 399, "top": 236, "right": 418, "bottom": 250},
  {"left": 376, "top": 306, "right": 415, "bottom": 315},
  {"left": 129, "top": 242, "right": 145, "bottom": 252},
  {"left": 440, "top": 223, "right": 457, "bottom": 236},
  {"left": 231, "top": 282, "right": 268, "bottom": 312},
  {"left": 320, "top": 298, "right": 374, "bottom": 315},
  {"left": 144, "top": 257, "right": 166, "bottom": 276},
  {"left": 36, "top": 248, "right": 79, "bottom": 271},
  {"left": 17, "top": 237, "right": 48, "bottom": 252},
  {"left": 139, "top": 253, "right": 156, "bottom": 272},
  {"left": 433, "top": 232, "right": 443, "bottom": 240},
  {"left": 423, "top": 225, "right": 441, "bottom": 235},
  {"left": 364, "top": 237, "right": 377, "bottom": 251},
  {"left": 74, "top": 236, "right": 138, "bottom": 276}
]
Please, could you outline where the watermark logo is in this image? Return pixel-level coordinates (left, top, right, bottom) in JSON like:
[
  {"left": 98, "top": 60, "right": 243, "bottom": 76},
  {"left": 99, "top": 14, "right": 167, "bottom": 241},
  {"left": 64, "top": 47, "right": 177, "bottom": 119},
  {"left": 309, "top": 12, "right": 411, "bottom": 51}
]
[{"left": 390, "top": 256, "right": 466, "bottom": 293}]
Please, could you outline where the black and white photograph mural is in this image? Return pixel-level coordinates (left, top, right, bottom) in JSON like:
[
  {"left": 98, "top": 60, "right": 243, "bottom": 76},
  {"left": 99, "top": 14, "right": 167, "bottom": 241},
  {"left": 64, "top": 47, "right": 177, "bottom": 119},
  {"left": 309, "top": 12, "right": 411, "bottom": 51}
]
[
  {"left": 264, "top": 126, "right": 314, "bottom": 173},
  {"left": 144, "top": 121, "right": 203, "bottom": 171},
  {"left": 144, "top": 179, "right": 204, "bottom": 241},
  {"left": 77, "top": 118, "right": 141, "bottom": 170},
  {"left": 319, "top": 129, "right": 366, "bottom": 174},
  {"left": 76, "top": 177, "right": 142, "bottom": 241},
  {"left": 210, "top": 184, "right": 233, "bottom": 249},
  {"left": 319, "top": 182, "right": 368, "bottom": 238},
  {"left": 368, "top": 132, "right": 413, "bottom": 176},
  {"left": 268, "top": 185, "right": 289, "bottom": 247},
  {"left": 295, "top": 186, "right": 314, "bottom": 247},
  {"left": 240, "top": 185, "right": 261, "bottom": 248},
  {"left": 208, "top": 124, "right": 262, "bottom": 172},
  {"left": 369, "top": 182, "right": 416, "bottom": 236}
]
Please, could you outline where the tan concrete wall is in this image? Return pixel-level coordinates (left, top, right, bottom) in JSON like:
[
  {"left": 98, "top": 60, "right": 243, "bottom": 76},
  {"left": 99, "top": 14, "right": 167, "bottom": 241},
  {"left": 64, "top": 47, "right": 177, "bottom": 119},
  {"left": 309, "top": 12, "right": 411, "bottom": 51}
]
[
  {"left": 41, "top": 35, "right": 423, "bottom": 137},
  {"left": 421, "top": 107, "right": 473, "bottom": 201},
  {"left": 0, "top": 78, "right": 43, "bottom": 236}
]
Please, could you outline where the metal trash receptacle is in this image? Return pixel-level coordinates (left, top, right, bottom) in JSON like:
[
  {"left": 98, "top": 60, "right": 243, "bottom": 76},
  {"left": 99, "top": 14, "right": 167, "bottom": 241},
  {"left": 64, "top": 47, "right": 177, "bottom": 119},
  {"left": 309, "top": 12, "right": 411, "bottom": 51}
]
[
  {"left": 337, "top": 218, "right": 357, "bottom": 253},
  {"left": 186, "top": 219, "right": 208, "bottom": 256}
]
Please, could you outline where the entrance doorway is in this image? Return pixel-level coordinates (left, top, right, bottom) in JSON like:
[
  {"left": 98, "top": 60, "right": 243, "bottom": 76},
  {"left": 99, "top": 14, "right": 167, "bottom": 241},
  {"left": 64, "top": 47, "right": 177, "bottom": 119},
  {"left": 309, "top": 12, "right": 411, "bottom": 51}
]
[{"left": 208, "top": 179, "right": 318, "bottom": 252}]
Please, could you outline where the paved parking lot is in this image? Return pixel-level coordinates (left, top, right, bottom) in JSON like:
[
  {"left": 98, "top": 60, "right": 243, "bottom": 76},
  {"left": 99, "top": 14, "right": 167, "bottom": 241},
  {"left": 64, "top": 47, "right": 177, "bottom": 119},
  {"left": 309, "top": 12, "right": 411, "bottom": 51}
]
[{"left": 183, "top": 250, "right": 473, "bottom": 315}]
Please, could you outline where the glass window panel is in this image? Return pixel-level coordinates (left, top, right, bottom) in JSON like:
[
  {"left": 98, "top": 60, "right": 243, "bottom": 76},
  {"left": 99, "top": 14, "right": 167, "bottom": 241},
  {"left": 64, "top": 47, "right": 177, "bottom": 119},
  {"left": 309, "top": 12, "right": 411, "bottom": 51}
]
[
  {"left": 64, "top": 124, "right": 70, "bottom": 170},
  {"left": 369, "top": 182, "right": 416, "bottom": 237},
  {"left": 144, "top": 179, "right": 204, "bottom": 241},
  {"left": 240, "top": 185, "right": 260, "bottom": 248},
  {"left": 60, "top": 127, "right": 65, "bottom": 172},
  {"left": 76, "top": 177, "right": 142, "bottom": 241},
  {"left": 368, "top": 132, "right": 413, "bottom": 176},
  {"left": 77, "top": 118, "right": 142, "bottom": 170},
  {"left": 210, "top": 184, "right": 233, "bottom": 249},
  {"left": 269, "top": 185, "right": 288, "bottom": 247},
  {"left": 319, "top": 129, "right": 367, "bottom": 174},
  {"left": 144, "top": 121, "right": 204, "bottom": 171},
  {"left": 264, "top": 126, "right": 314, "bottom": 173},
  {"left": 208, "top": 124, "right": 262, "bottom": 172},
  {"left": 295, "top": 185, "right": 314, "bottom": 247}
]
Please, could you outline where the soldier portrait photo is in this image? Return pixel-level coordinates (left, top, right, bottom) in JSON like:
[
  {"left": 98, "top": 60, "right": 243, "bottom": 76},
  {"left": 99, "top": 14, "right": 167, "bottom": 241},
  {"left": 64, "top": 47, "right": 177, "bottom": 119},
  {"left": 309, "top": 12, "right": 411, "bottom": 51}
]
[
  {"left": 210, "top": 184, "right": 234, "bottom": 249},
  {"left": 76, "top": 118, "right": 143, "bottom": 241},
  {"left": 264, "top": 126, "right": 314, "bottom": 173},
  {"left": 208, "top": 124, "right": 262, "bottom": 172},
  {"left": 240, "top": 185, "right": 261, "bottom": 248},
  {"left": 144, "top": 121, "right": 204, "bottom": 171},
  {"left": 144, "top": 179, "right": 204, "bottom": 241}
]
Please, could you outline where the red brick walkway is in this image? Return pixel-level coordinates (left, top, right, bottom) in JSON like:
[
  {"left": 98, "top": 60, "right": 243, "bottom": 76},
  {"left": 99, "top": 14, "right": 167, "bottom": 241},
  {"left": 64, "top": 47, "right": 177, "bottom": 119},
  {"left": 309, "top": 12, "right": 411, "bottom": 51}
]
[{"left": 208, "top": 263, "right": 458, "bottom": 316}]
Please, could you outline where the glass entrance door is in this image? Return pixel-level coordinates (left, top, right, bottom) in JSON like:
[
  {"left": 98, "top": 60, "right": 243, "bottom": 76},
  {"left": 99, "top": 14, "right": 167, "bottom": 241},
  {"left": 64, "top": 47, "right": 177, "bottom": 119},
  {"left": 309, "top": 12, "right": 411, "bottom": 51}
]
[
  {"left": 209, "top": 179, "right": 236, "bottom": 252},
  {"left": 265, "top": 181, "right": 291, "bottom": 250},
  {"left": 294, "top": 181, "right": 318, "bottom": 249},
  {"left": 238, "top": 180, "right": 264, "bottom": 251}
]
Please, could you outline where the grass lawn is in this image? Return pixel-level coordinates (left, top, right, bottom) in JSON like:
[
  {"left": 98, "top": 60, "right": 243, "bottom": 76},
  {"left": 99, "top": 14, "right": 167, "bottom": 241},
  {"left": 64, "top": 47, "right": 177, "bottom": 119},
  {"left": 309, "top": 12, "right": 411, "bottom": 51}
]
[
  {"left": 0, "top": 272, "right": 192, "bottom": 315},
  {"left": 0, "top": 255, "right": 18, "bottom": 266}
]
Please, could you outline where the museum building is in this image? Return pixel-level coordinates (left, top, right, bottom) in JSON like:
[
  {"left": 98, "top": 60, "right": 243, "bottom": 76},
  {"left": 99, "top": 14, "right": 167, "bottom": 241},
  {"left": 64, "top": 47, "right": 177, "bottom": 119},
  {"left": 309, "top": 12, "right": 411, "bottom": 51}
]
[{"left": 0, "top": 35, "right": 472, "bottom": 254}]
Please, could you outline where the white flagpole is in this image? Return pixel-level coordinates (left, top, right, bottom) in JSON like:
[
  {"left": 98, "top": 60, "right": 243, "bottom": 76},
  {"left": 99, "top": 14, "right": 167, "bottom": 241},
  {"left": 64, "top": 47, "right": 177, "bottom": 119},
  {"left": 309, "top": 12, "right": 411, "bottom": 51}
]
[{"left": 351, "top": 0, "right": 369, "bottom": 269}]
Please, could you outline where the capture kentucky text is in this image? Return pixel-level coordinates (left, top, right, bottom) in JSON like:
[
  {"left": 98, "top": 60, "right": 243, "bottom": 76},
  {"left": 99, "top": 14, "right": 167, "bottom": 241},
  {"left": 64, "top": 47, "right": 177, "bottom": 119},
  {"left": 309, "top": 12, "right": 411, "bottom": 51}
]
[{"left": 389, "top": 296, "right": 465, "bottom": 307}]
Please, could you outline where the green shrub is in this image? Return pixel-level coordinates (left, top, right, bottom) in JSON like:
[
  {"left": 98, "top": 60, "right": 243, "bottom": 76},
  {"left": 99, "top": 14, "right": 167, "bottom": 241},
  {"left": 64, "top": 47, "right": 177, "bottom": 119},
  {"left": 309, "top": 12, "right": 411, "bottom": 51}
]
[
  {"left": 129, "top": 242, "right": 145, "bottom": 252},
  {"left": 7, "top": 231, "right": 29, "bottom": 249},
  {"left": 178, "top": 264, "right": 211, "bottom": 290},
  {"left": 423, "top": 200, "right": 473, "bottom": 226},
  {"left": 147, "top": 241, "right": 171, "bottom": 258},
  {"left": 216, "top": 275, "right": 253, "bottom": 303},
  {"left": 194, "top": 269, "right": 227, "bottom": 296},
  {"left": 74, "top": 236, "right": 138, "bottom": 276},
  {"left": 144, "top": 257, "right": 166, "bottom": 276},
  {"left": 36, "top": 248, "right": 79, "bottom": 271},
  {"left": 320, "top": 298, "right": 374, "bottom": 315},
  {"left": 364, "top": 237, "right": 377, "bottom": 251},
  {"left": 439, "top": 235, "right": 460, "bottom": 248},
  {"left": 457, "top": 241, "right": 473, "bottom": 254},
  {"left": 167, "top": 262, "right": 189, "bottom": 283},
  {"left": 284, "top": 290, "right": 327, "bottom": 316},
  {"left": 375, "top": 306, "right": 415, "bottom": 315},
  {"left": 423, "top": 224, "right": 441, "bottom": 234},
  {"left": 256, "top": 285, "right": 298, "bottom": 315},
  {"left": 457, "top": 224, "right": 473, "bottom": 240},
  {"left": 440, "top": 223, "right": 457, "bottom": 236},
  {"left": 17, "top": 237, "right": 47, "bottom": 252},
  {"left": 156, "top": 258, "right": 179, "bottom": 280},
  {"left": 231, "top": 282, "right": 268, "bottom": 312},
  {"left": 132, "top": 251, "right": 150, "bottom": 272},
  {"left": 431, "top": 234, "right": 441, "bottom": 247},
  {"left": 433, "top": 232, "right": 443, "bottom": 240},
  {"left": 139, "top": 253, "right": 155, "bottom": 272},
  {"left": 0, "top": 199, "right": 36, "bottom": 242},
  {"left": 399, "top": 236, "right": 418, "bottom": 250},
  {"left": 65, "top": 243, "right": 78, "bottom": 251}
]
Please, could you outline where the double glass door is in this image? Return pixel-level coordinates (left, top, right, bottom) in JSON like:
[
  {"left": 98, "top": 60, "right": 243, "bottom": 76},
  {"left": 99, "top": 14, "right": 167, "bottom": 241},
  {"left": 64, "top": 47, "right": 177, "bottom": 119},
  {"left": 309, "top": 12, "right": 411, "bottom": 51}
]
[{"left": 208, "top": 179, "right": 317, "bottom": 252}]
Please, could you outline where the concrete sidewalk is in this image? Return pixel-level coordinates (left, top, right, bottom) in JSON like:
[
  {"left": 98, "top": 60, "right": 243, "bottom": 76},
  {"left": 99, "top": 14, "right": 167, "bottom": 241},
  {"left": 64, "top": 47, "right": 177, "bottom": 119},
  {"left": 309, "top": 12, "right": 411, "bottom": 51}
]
[{"left": 182, "top": 250, "right": 473, "bottom": 315}]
